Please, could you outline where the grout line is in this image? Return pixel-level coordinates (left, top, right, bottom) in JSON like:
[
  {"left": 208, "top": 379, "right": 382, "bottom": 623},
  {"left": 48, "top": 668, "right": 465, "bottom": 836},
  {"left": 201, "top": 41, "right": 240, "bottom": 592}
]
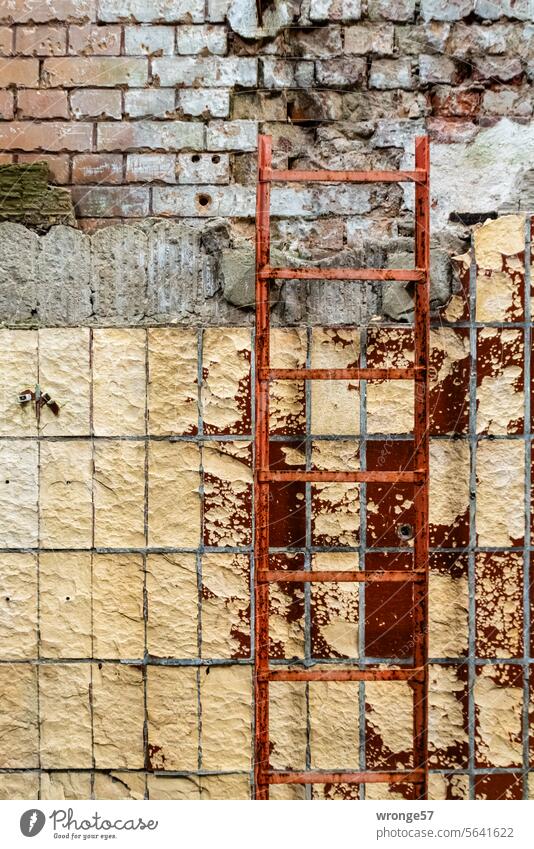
[
  {"left": 522, "top": 216, "right": 531, "bottom": 800},
  {"left": 359, "top": 322, "right": 368, "bottom": 799},
  {"left": 467, "top": 239, "right": 477, "bottom": 801},
  {"left": 197, "top": 327, "right": 205, "bottom": 775},
  {"left": 36, "top": 329, "right": 41, "bottom": 799},
  {"left": 304, "top": 325, "right": 312, "bottom": 799},
  {"left": 142, "top": 328, "right": 149, "bottom": 794}
]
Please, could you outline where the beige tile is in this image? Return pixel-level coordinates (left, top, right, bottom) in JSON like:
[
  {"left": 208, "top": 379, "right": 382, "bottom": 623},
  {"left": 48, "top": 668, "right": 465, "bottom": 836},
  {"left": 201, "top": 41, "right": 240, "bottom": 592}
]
[
  {"left": 202, "top": 328, "right": 251, "bottom": 434},
  {"left": 201, "top": 553, "right": 249, "bottom": 659},
  {"left": 146, "top": 553, "right": 197, "bottom": 659},
  {"left": 0, "top": 553, "right": 37, "bottom": 659},
  {"left": 0, "top": 664, "right": 38, "bottom": 767},
  {"left": 475, "top": 666, "right": 522, "bottom": 768},
  {"left": 147, "top": 775, "right": 200, "bottom": 800},
  {"left": 0, "top": 330, "right": 37, "bottom": 437},
  {"left": 309, "top": 681, "right": 359, "bottom": 769},
  {"left": 270, "top": 680, "right": 306, "bottom": 771},
  {"left": 0, "top": 772, "right": 39, "bottom": 799},
  {"left": 39, "top": 552, "right": 91, "bottom": 659},
  {"left": 93, "top": 554, "right": 144, "bottom": 659},
  {"left": 40, "top": 771, "right": 91, "bottom": 800},
  {"left": 147, "top": 666, "right": 198, "bottom": 771},
  {"left": 269, "top": 327, "right": 306, "bottom": 434},
  {"left": 0, "top": 440, "right": 38, "bottom": 547},
  {"left": 200, "top": 665, "right": 251, "bottom": 770},
  {"left": 148, "top": 328, "right": 198, "bottom": 436},
  {"left": 93, "top": 663, "right": 144, "bottom": 769},
  {"left": 311, "top": 328, "right": 360, "bottom": 435},
  {"left": 201, "top": 773, "right": 250, "bottom": 800},
  {"left": 39, "top": 664, "right": 92, "bottom": 769},
  {"left": 39, "top": 440, "right": 92, "bottom": 548},
  {"left": 93, "top": 440, "right": 145, "bottom": 548},
  {"left": 94, "top": 771, "right": 145, "bottom": 800},
  {"left": 477, "top": 440, "right": 524, "bottom": 547},
  {"left": 38, "top": 328, "right": 91, "bottom": 436},
  {"left": 148, "top": 441, "right": 200, "bottom": 547},
  {"left": 93, "top": 328, "right": 146, "bottom": 437}
]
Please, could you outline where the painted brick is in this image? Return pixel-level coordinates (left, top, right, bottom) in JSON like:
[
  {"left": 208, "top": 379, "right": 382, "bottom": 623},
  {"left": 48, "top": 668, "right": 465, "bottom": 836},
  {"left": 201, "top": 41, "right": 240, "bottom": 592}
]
[
  {"left": 309, "top": 0, "right": 362, "bottom": 20},
  {"left": 93, "top": 442, "right": 146, "bottom": 547},
  {"left": 0, "top": 89, "right": 13, "bottom": 118},
  {"left": 126, "top": 152, "right": 176, "bottom": 183},
  {"left": 39, "top": 551, "right": 91, "bottom": 658},
  {"left": 0, "top": 121, "right": 91, "bottom": 151},
  {"left": 146, "top": 553, "right": 198, "bottom": 657},
  {"left": 0, "top": 24, "right": 12, "bottom": 53},
  {"left": 124, "top": 88, "right": 175, "bottom": 118},
  {"left": 176, "top": 24, "right": 227, "bottom": 55},
  {"left": 15, "top": 25, "right": 67, "bottom": 55},
  {"left": 43, "top": 56, "right": 148, "bottom": 86},
  {"left": 17, "top": 89, "right": 69, "bottom": 118},
  {"left": 17, "top": 152, "right": 70, "bottom": 182},
  {"left": 73, "top": 185, "right": 151, "bottom": 216},
  {"left": 148, "top": 441, "right": 201, "bottom": 547},
  {"left": 0, "top": 57, "right": 38, "bottom": 85},
  {"left": 178, "top": 87, "right": 229, "bottom": 117},
  {"left": 124, "top": 24, "right": 175, "bottom": 55},
  {"left": 98, "top": 0, "right": 205, "bottom": 23},
  {"left": 369, "top": 57, "right": 414, "bottom": 89},
  {"left": 70, "top": 88, "right": 122, "bottom": 119},
  {"left": 206, "top": 119, "right": 256, "bottom": 151},
  {"left": 0, "top": 553, "right": 37, "bottom": 660},
  {"left": 152, "top": 56, "right": 257, "bottom": 87},
  {"left": 344, "top": 23, "right": 394, "bottom": 54},
  {"left": 98, "top": 120, "right": 204, "bottom": 151},
  {"left": 93, "top": 554, "right": 144, "bottom": 657},
  {"left": 177, "top": 151, "right": 229, "bottom": 184},
  {"left": 68, "top": 24, "right": 121, "bottom": 55},
  {"left": 0, "top": 0, "right": 95, "bottom": 23},
  {"left": 72, "top": 152, "right": 123, "bottom": 183}
]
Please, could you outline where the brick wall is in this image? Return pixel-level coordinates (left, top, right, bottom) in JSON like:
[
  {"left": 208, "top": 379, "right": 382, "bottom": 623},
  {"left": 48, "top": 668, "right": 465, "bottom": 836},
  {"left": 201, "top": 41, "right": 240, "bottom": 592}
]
[{"left": 0, "top": 0, "right": 533, "bottom": 231}]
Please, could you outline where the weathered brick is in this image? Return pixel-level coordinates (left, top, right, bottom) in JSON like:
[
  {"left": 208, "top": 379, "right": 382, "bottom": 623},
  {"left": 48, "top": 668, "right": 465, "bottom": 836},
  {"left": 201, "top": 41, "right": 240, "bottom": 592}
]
[
  {"left": 261, "top": 56, "right": 314, "bottom": 89},
  {"left": 482, "top": 87, "right": 532, "bottom": 117},
  {"left": 448, "top": 22, "right": 512, "bottom": 56},
  {"left": 0, "top": 0, "right": 95, "bottom": 24},
  {"left": 68, "top": 24, "right": 121, "bottom": 55},
  {"left": 73, "top": 184, "right": 150, "bottom": 216},
  {"left": 153, "top": 184, "right": 254, "bottom": 216},
  {"left": 177, "top": 151, "right": 229, "bottom": 184},
  {"left": 0, "top": 24, "right": 12, "bottom": 53},
  {"left": 178, "top": 87, "right": 229, "bottom": 117},
  {"left": 473, "top": 56, "right": 523, "bottom": 82},
  {"left": 309, "top": 0, "right": 362, "bottom": 20},
  {"left": 15, "top": 25, "right": 67, "bottom": 55},
  {"left": 0, "top": 121, "right": 92, "bottom": 151},
  {"left": 432, "top": 85, "right": 482, "bottom": 117},
  {"left": 316, "top": 57, "right": 366, "bottom": 86},
  {"left": 43, "top": 56, "right": 147, "bottom": 86},
  {"left": 369, "top": 57, "right": 414, "bottom": 89},
  {"left": 419, "top": 54, "right": 457, "bottom": 84},
  {"left": 124, "top": 24, "right": 175, "bottom": 55},
  {"left": 126, "top": 152, "right": 176, "bottom": 182},
  {"left": 344, "top": 23, "right": 394, "bottom": 54},
  {"left": 177, "top": 24, "right": 227, "bottom": 55},
  {"left": 474, "top": 0, "right": 532, "bottom": 20},
  {"left": 206, "top": 119, "right": 256, "bottom": 151},
  {"left": 427, "top": 117, "right": 478, "bottom": 143},
  {"left": 124, "top": 88, "right": 175, "bottom": 118},
  {"left": 421, "top": 0, "right": 474, "bottom": 20},
  {"left": 98, "top": 120, "right": 204, "bottom": 151},
  {"left": 367, "top": 0, "right": 415, "bottom": 20},
  {"left": 72, "top": 152, "right": 123, "bottom": 183},
  {"left": 0, "top": 57, "right": 38, "bottom": 85},
  {"left": 17, "top": 152, "right": 70, "bottom": 182},
  {"left": 17, "top": 89, "right": 69, "bottom": 118},
  {"left": 233, "top": 90, "right": 286, "bottom": 120},
  {"left": 70, "top": 88, "right": 122, "bottom": 119},
  {"left": 152, "top": 55, "right": 257, "bottom": 87},
  {"left": 289, "top": 26, "right": 343, "bottom": 58},
  {"left": 98, "top": 0, "right": 205, "bottom": 23},
  {"left": 0, "top": 89, "right": 13, "bottom": 118}
]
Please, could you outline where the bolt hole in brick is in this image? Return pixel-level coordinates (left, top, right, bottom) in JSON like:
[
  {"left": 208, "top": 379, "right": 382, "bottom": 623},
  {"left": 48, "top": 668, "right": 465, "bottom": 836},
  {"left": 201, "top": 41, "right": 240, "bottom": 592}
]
[
  {"left": 191, "top": 154, "right": 201, "bottom": 163},
  {"left": 212, "top": 155, "right": 221, "bottom": 164},
  {"left": 397, "top": 523, "right": 414, "bottom": 541},
  {"left": 197, "top": 193, "right": 211, "bottom": 208}
]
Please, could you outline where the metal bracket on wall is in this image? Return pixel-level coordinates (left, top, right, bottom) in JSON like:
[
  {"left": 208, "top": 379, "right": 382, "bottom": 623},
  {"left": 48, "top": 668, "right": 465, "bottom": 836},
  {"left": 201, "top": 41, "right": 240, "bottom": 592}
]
[
  {"left": 253, "top": 134, "right": 431, "bottom": 800},
  {"left": 18, "top": 384, "right": 60, "bottom": 417}
]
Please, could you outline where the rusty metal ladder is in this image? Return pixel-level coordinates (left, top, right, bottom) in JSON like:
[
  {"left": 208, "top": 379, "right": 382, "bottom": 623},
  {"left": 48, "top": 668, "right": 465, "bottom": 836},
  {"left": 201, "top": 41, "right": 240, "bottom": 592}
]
[{"left": 253, "top": 134, "right": 431, "bottom": 800}]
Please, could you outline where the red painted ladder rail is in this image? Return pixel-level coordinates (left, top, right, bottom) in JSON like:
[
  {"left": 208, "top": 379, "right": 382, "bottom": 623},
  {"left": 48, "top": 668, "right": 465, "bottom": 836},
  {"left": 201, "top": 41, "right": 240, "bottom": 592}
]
[{"left": 254, "top": 135, "right": 430, "bottom": 800}]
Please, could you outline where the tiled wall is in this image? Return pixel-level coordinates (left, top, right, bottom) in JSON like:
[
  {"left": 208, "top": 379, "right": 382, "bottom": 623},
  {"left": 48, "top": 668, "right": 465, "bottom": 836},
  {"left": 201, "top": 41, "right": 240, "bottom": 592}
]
[{"left": 0, "top": 214, "right": 531, "bottom": 800}]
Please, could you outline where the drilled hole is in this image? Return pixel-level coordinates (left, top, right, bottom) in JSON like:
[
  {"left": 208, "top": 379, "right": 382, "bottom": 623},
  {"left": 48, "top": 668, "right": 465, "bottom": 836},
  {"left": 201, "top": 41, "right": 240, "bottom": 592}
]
[
  {"left": 191, "top": 154, "right": 201, "bottom": 162},
  {"left": 211, "top": 154, "right": 221, "bottom": 164},
  {"left": 4, "top": 479, "right": 8, "bottom": 484},
  {"left": 5, "top": 596, "right": 10, "bottom": 602},
  {"left": 396, "top": 523, "right": 413, "bottom": 541},
  {"left": 197, "top": 193, "right": 211, "bottom": 207}
]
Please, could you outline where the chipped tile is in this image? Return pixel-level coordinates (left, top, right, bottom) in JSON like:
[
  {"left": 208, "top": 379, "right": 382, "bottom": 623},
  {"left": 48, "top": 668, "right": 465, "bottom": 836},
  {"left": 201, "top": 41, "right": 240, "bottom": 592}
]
[
  {"left": 93, "top": 663, "right": 144, "bottom": 769},
  {"left": 202, "top": 328, "right": 251, "bottom": 434},
  {"left": 148, "top": 441, "right": 200, "bottom": 547},
  {"left": 477, "top": 439, "right": 524, "bottom": 547},
  {"left": 148, "top": 328, "right": 198, "bottom": 436},
  {"left": 38, "top": 328, "right": 91, "bottom": 436},
  {"left": 0, "top": 330, "right": 37, "bottom": 437},
  {"left": 40, "top": 664, "right": 91, "bottom": 769},
  {"left": 200, "top": 665, "right": 251, "bottom": 770},
  {"left": 201, "top": 553, "right": 250, "bottom": 659},
  {"left": 147, "top": 666, "right": 198, "bottom": 771},
  {"left": 0, "top": 441, "right": 38, "bottom": 547},
  {"left": 0, "top": 664, "right": 38, "bottom": 768},
  {"left": 203, "top": 441, "right": 252, "bottom": 547},
  {"left": 311, "top": 327, "right": 360, "bottom": 435}
]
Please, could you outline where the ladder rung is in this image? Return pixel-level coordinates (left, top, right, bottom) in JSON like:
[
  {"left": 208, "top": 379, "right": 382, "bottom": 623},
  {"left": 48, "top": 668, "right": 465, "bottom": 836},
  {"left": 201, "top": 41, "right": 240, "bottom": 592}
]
[
  {"left": 259, "top": 570, "right": 424, "bottom": 583},
  {"left": 260, "top": 367, "right": 418, "bottom": 381},
  {"left": 259, "top": 267, "right": 425, "bottom": 282},
  {"left": 258, "top": 470, "right": 424, "bottom": 484},
  {"left": 264, "top": 168, "right": 427, "bottom": 184},
  {"left": 268, "top": 769, "right": 425, "bottom": 785},
  {"left": 260, "top": 668, "right": 424, "bottom": 683}
]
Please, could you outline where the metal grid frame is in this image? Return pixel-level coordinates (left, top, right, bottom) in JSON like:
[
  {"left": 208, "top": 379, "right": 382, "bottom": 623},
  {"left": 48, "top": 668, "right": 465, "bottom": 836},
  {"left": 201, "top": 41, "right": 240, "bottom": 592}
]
[{"left": 253, "top": 134, "right": 431, "bottom": 799}]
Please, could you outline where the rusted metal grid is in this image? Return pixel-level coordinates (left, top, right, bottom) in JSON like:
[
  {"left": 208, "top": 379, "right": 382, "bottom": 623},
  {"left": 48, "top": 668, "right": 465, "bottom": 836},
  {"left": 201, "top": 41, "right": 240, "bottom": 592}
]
[{"left": 253, "top": 134, "right": 431, "bottom": 800}]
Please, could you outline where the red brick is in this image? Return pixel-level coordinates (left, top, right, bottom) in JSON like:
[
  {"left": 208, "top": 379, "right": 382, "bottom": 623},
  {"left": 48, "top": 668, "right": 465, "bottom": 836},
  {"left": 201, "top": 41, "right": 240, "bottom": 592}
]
[
  {"left": 70, "top": 88, "right": 121, "bottom": 119},
  {"left": 0, "top": 58, "right": 39, "bottom": 86},
  {"left": 0, "top": 153, "right": 13, "bottom": 163},
  {"left": 78, "top": 217, "right": 122, "bottom": 231},
  {"left": 17, "top": 153, "right": 70, "bottom": 183},
  {"left": 72, "top": 153, "right": 123, "bottom": 184},
  {"left": 15, "top": 25, "right": 67, "bottom": 55},
  {"left": 17, "top": 89, "right": 69, "bottom": 118},
  {"left": 71, "top": 185, "right": 150, "bottom": 217},
  {"left": 0, "top": 89, "right": 14, "bottom": 118},
  {"left": 43, "top": 57, "right": 147, "bottom": 86},
  {"left": 0, "top": 121, "right": 92, "bottom": 151},
  {"left": 0, "top": 0, "right": 95, "bottom": 24},
  {"left": 126, "top": 153, "right": 176, "bottom": 183},
  {"left": 431, "top": 86, "right": 482, "bottom": 118},
  {"left": 0, "top": 25, "right": 12, "bottom": 54},
  {"left": 68, "top": 24, "right": 121, "bottom": 55}
]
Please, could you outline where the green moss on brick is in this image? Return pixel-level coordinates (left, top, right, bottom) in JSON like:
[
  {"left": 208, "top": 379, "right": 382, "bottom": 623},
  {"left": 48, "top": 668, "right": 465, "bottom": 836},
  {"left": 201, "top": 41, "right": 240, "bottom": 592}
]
[{"left": 0, "top": 162, "right": 75, "bottom": 230}]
